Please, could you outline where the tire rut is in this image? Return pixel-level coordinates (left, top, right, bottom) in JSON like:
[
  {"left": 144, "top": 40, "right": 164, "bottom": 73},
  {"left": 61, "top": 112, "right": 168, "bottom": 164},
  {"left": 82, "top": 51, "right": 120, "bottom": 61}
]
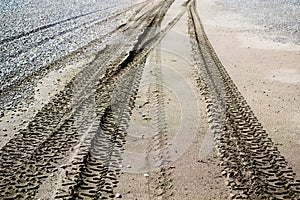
[
  {"left": 0, "top": 1, "right": 151, "bottom": 120},
  {"left": 56, "top": 1, "right": 177, "bottom": 199},
  {"left": 188, "top": 0, "right": 300, "bottom": 199},
  {"left": 143, "top": 48, "right": 174, "bottom": 200},
  {"left": 0, "top": 0, "right": 179, "bottom": 199}
]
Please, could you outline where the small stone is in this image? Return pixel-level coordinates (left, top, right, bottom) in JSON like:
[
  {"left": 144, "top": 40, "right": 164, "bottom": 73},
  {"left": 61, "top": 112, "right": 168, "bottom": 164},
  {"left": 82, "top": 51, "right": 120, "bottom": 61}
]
[
  {"left": 60, "top": 165, "right": 66, "bottom": 169},
  {"left": 221, "top": 171, "right": 227, "bottom": 176},
  {"left": 52, "top": 168, "right": 58, "bottom": 172},
  {"left": 127, "top": 165, "right": 131, "bottom": 168},
  {"left": 225, "top": 180, "right": 230, "bottom": 186},
  {"left": 115, "top": 193, "right": 122, "bottom": 198},
  {"left": 144, "top": 173, "right": 149, "bottom": 177}
]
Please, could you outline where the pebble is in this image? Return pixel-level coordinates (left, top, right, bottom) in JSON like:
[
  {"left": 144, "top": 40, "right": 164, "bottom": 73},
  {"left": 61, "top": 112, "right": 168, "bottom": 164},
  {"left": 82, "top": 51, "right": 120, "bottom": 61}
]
[
  {"left": 127, "top": 165, "right": 131, "bottom": 168},
  {"left": 60, "top": 165, "right": 67, "bottom": 169},
  {"left": 115, "top": 193, "right": 122, "bottom": 198},
  {"left": 143, "top": 173, "right": 149, "bottom": 177},
  {"left": 52, "top": 168, "right": 58, "bottom": 172}
]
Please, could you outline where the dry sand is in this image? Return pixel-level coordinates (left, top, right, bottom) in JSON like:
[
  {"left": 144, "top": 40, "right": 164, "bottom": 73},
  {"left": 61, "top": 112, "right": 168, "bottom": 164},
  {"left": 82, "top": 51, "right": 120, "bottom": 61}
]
[
  {"left": 1, "top": 0, "right": 299, "bottom": 199},
  {"left": 115, "top": 3, "right": 229, "bottom": 199},
  {"left": 197, "top": 0, "right": 300, "bottom": 178}
]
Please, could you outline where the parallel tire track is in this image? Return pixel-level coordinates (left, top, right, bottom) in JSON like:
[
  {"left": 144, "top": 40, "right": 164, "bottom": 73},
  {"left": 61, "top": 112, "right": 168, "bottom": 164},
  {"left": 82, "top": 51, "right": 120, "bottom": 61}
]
[
  {"left": 188, "top": 0, "right": 300, "bottom": 199},
  {"left": 68, "top": 63, "right": 144, "bottom": 199},
  {"left": 56, "top": 1, "right": 177, "bottom": 198},
  {"left": 148, "top": 64, "right": 174, "bottom": 199},
  {"left": 0, "top": 1, "right": 179, "bottom": 199},
  {"left": 0, "top": 2, "right": 162, "bottom": 199},
  {"left": 0, "top": 1, "right": 151, "bottom": 119}
]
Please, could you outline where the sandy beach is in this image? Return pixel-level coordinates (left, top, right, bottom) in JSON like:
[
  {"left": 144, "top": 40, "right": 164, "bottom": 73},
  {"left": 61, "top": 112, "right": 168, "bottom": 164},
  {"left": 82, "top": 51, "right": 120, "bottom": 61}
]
[{"left": 0, "top": 0, "right": 299, "bottom": 199}]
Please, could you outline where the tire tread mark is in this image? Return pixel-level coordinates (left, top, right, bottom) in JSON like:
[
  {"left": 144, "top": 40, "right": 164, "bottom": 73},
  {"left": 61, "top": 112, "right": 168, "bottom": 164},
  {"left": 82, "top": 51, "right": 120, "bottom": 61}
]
[{"left": 188, "top": 0, "right": 300, "bottom": 199}]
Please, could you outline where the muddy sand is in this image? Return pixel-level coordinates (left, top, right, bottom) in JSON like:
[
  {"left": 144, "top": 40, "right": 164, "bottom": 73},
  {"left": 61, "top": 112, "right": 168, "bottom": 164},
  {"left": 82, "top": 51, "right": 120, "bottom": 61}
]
[{"left": 0, "top": 0, "right": 299, "bottom": 199}]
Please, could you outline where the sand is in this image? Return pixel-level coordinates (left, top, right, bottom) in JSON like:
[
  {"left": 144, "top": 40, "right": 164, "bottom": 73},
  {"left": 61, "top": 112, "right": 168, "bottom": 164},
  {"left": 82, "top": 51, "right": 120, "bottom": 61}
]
[
  {"left": 197, "top": 0, "right": 300, "bottom": 178},
  {"left": 1, "top": 0, "right": 299, "bottom": 199}
]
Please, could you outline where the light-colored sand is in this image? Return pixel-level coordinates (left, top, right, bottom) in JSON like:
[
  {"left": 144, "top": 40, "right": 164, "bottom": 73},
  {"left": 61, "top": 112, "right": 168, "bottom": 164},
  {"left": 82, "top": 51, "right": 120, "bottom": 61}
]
[
  {"left": 2, "top": 0, "right": 299, "bottom": 198},
  {"left": 116, "top": 6, "right": 229, "bottom": 199},
  {"left": 197, "top": 0, "right": 300, "bottom": 178}
]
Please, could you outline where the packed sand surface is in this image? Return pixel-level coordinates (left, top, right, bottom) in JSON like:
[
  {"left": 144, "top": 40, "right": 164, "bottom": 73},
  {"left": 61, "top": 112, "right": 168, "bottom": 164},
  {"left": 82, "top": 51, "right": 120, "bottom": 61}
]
[
  {"left": 0, "top": 0, "right": 299, "bottom": 199},
  {"left": 198, "top": 0, "right": 300, "bottom": 179}
]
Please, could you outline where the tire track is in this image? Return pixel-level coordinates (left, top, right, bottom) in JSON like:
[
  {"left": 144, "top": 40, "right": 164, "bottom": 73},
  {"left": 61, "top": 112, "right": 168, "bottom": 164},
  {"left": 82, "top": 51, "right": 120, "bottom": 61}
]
[
  {"left": 188, "top": 0, "right": 300, "bottom": 199},
  {"left": 0, "top": 0, "right": 194, "bottom": 198},
  {"left": 67, "top": 62, "right": 144, "bottom": 199},
  {"left": 64, "top": 1, "right": 190, "bottom": 198},
  {"left": 146, "top": 48, "right": 174, "bottom": 199},
  {"left": 56, "top": 2, "right": 178, "bottom": 199},
  {"left": 0, "top": 2, "right": 169, "bottom": 198},
  {"left": 0, "top": 1, "right": 150, "bottom": 117}
]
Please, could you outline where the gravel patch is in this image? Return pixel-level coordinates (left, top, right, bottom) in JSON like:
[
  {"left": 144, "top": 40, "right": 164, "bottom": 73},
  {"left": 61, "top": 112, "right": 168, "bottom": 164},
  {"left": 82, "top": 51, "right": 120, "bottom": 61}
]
[
  {"left": 0, "top": 0, "right": 136, "bottom": 117},
  {"left": 214, "top": 0, "right": 300, "bottom": 44}
]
